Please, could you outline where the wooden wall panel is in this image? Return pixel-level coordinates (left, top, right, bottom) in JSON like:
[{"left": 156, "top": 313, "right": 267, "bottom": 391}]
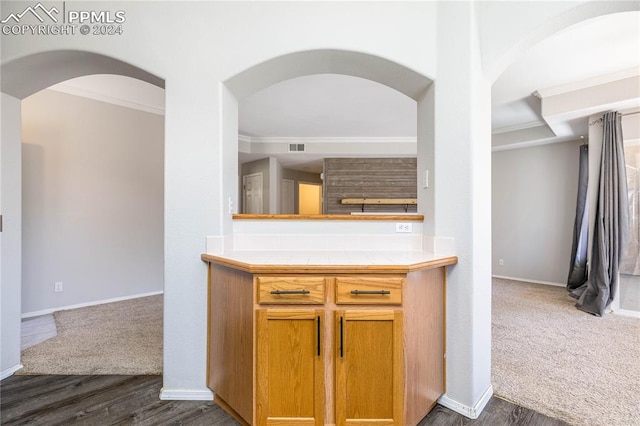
[{"left": 323, "top": 158, "right": 417, "bottom": 214}]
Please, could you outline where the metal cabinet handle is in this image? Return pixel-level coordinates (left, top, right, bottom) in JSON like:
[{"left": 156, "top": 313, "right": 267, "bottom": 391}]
[
  {"left": 350, "top": 289, "right": 391, "bottom": 295},
  {"left": 270, "top": 289, "right": 310, "bottom": 295},
  {"left": 339, "top": 317, "right": 344, "bottom": 358},
  {"left": 317, "top": 316, "right": 321, "bottom": 357}
]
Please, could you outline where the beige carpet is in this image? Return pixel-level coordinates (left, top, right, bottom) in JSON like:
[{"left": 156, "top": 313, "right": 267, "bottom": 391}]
[
  {"left": 492, "top": 278, "right": 640, "bottom": 426},
  {"left": 19, "top": 295, "right": 162, "bottom": 375}
]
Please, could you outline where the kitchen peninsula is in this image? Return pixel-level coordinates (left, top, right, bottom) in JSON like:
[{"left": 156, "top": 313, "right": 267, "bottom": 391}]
[{"left": 202, "top": 215, "right": 457, "bottom": 426}]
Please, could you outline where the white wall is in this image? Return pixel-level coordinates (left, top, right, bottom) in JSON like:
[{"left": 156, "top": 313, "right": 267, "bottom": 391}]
[
  {"left": 1, "top": 93, "right": 22, "bottom": 378},
  {"left": 492, "top": 140, "right": 581, "bottom": 285},
  {"left": 21, "top": 89, "right": 164, "bottom": 315}
]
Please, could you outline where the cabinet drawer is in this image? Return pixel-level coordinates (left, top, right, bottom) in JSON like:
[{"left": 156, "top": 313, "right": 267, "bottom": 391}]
[
  {"left": 257, "top": 277, "right": 326, "bottom": 304},
  {"left": 335, "top": 277, "right": 403, "bottom": 305}
]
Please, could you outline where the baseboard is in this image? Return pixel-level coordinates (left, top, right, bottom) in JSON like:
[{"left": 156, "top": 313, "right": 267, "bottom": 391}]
[
  {"left": 1, "top": 364, "right": 23, "bottom": 381},
  {"left": 614, "top": 308, "right": 640, "bottom": 318},
  {"left": 492, "top": 275, "right": 565, "bottom": 288},
  {"left": 159, "top": 387, "right": 214, "bottom": 401},
  {"left": 438, "top": 384, "right": 493, "bottom": 419},
  {"left": 21, "top": 290, "right": 164, "bottom": 319}
]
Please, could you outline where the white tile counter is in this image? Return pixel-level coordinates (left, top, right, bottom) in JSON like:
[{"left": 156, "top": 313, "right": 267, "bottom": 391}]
[{"left": 201, "top": 250, "right": 458, "bottom": 274}]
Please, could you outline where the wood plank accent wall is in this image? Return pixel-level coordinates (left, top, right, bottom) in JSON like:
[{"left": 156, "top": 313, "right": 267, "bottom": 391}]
[{"left": 324, "top": 158, "right": 417, "bottom": 214}]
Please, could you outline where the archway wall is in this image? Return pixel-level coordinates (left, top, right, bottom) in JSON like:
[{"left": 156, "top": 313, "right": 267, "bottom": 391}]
[
  {"left": 221, "top": 49, "right": 435, "bottom": 239},
  {"left": 1, "top": 0, "right": 631, "bottom": 414},
  {"left": 483, "top": 0, "right": 640, "bottom": 82}
]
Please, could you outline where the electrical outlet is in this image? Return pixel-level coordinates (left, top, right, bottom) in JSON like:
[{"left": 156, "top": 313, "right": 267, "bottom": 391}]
[
  {"left": 498, "top": 258, "right": 504, "bottom": 266},
  {"left": 54, "top": 281, "right": 63, "bottom": 292},
  {"left": 228, "top": 197, "right": 234, "bottom": 214},
  {"left": 395, "top": 223, "right": 412, "bottom": 233}
]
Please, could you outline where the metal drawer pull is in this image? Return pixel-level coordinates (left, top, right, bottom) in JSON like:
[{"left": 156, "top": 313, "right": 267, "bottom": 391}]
[
  {"left": 270, "top": 289, "right": 311, "bottom": 295},
  {"left": 350, "top": 289, "right": 391, "bottom": 295}
]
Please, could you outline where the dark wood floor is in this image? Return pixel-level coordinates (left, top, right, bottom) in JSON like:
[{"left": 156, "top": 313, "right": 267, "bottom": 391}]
[{"left": 1, "top": 375, "right": 569, "bottom": 425}]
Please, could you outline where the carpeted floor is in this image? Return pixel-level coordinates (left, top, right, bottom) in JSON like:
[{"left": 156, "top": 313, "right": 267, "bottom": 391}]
[
  {"left": 19, "top": 295, "right": 162, "bottom": 375},
  {"left": 492, "top": 278, "right": 640, "bottom": 426}
]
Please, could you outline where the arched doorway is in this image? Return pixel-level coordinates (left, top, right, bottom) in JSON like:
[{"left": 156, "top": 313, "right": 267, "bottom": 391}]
[
  {"left": 1, "top": 50, "right": 164, "bottom": 378},
  {"left": 489, "top": 4, "right": 639, "bottom": 425}
]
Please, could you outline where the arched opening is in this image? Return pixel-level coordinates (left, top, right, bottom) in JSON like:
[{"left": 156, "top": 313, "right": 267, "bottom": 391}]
[
  {"left": 1, "top": 50, "right": 165, "bottom": 377},
  {"left": 490, "top": 7, "right": 639, "bottom": 425},
  {"left": 220, "top": 49, "right": 434, "bottom": 233},
  {"left": 237, "top": 73, "right": 418, "bottom": 215}
]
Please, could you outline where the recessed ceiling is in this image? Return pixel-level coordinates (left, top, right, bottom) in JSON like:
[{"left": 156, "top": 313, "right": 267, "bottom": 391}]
[{"left": 492, "top": 11, "right": 640, "bottom": 132}]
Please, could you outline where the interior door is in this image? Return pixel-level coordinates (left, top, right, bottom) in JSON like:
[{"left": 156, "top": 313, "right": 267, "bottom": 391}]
[{"left": 243, "top": 173, "right": 263, "bottom": 214}]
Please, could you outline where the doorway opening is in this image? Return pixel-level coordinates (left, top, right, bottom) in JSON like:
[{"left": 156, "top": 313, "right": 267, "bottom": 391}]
[
  {"left": 1, "top": 51, "right": 165, "bottom": 376},
  {"left": 298, "top": 182, "right": 322, "bottom": 215}
]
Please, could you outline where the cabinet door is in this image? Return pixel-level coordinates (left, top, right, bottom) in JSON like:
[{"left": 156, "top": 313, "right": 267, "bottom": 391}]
[
  {"left": 256, "top": 309, "right": 324, "bottom": 426},
  {"left": 335, "top": 310, "right": 403, "bottom": 426}
]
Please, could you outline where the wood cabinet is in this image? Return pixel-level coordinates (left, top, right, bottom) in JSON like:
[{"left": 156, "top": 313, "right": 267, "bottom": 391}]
[
  {"left": 204, "top": 257, "right": 455, "bottom": 426},
  {"left": 335, "top": 310, "right": 403, "bottom": 425},
  {"left": 256, "top": 309, "right": 325, "bottom": 425}
]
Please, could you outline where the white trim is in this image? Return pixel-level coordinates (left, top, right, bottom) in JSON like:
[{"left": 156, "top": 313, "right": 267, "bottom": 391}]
[
  {"left": 159, "top": 387, "right": 214, "bottom": 401},
  {"left": 21, "top": 291, "right": 164, "bottom": 319},
  {"left": 1, "top": 364, "right": 23, "bottom": 381},
  {"left": 491, "top": 135, "right": 581, "bottom": 152},
  {"left": 237, "top": 135, "right": 416, "bottom": 145},
  {"left": 492, "top": 120, "right": 546, "bottom": 135},
  {"left": 49, "top": 84, "right": 165, "bottom": 116},
  {"left": 492, "top": 275, "right": 565, "bottom": 288},
  {"left": 438, "top": 384, "right": 493, "bottom": 419},
  {"left": 614, "top": 308, "right": 640, "bottom": 319},
  {"left": 238, "top": 134, "right": 252, "bottom": 144},
  {"left": 535, "top": 67, "right": 640, "bottom": 99}
]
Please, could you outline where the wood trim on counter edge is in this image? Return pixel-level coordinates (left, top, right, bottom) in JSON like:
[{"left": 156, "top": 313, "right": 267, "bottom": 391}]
[
  {"left": 232, "top": 214, "right": 424, "bottom": 221},
  {"left": 200, "top": 254, "right": 458, "bottom": 274}
]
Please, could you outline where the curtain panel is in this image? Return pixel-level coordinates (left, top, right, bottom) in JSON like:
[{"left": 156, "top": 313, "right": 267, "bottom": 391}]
[
  {"left": 567, "top": 144, "right": 589, "bottom": 291},
  {"left": 573, "top": 112, "right": 630, "bottom": 316}
]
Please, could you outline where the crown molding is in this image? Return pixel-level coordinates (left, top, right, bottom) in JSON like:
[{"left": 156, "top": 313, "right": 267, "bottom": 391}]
[
  {"left": 492, "top": 121, "right": 546, "bottom": 135},
  {"left": 237, "top": 135, "right": 416, "bottom": 144},
  {"left": 535, "top": 67, "right": 639, "bottom": 99},
  {"left": 49, "top": 82, "right": 165, "bottom": 116}
]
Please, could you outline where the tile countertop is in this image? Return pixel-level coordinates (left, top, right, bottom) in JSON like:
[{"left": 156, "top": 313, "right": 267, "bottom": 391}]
[{"left": 201, "top": 251, "right": 458, "bottom": 274}]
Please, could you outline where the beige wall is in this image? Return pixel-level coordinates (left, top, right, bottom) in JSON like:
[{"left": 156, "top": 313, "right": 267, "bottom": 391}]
[
  {"left": 21, "top": 89, "right": 164, "bottom": 314},
  {"left": 492, "top": 140, "right": 582, "bottom": 285}
]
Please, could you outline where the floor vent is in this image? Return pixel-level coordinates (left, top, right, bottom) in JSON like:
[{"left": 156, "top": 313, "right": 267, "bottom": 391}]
[{"left": 288, "top": 143, "right": 305, "bottom": 152}]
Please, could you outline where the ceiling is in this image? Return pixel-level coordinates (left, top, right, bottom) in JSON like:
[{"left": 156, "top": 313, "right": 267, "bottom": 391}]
[{"left": 48, "top": 10, "right": 640, "bottom": 172}]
